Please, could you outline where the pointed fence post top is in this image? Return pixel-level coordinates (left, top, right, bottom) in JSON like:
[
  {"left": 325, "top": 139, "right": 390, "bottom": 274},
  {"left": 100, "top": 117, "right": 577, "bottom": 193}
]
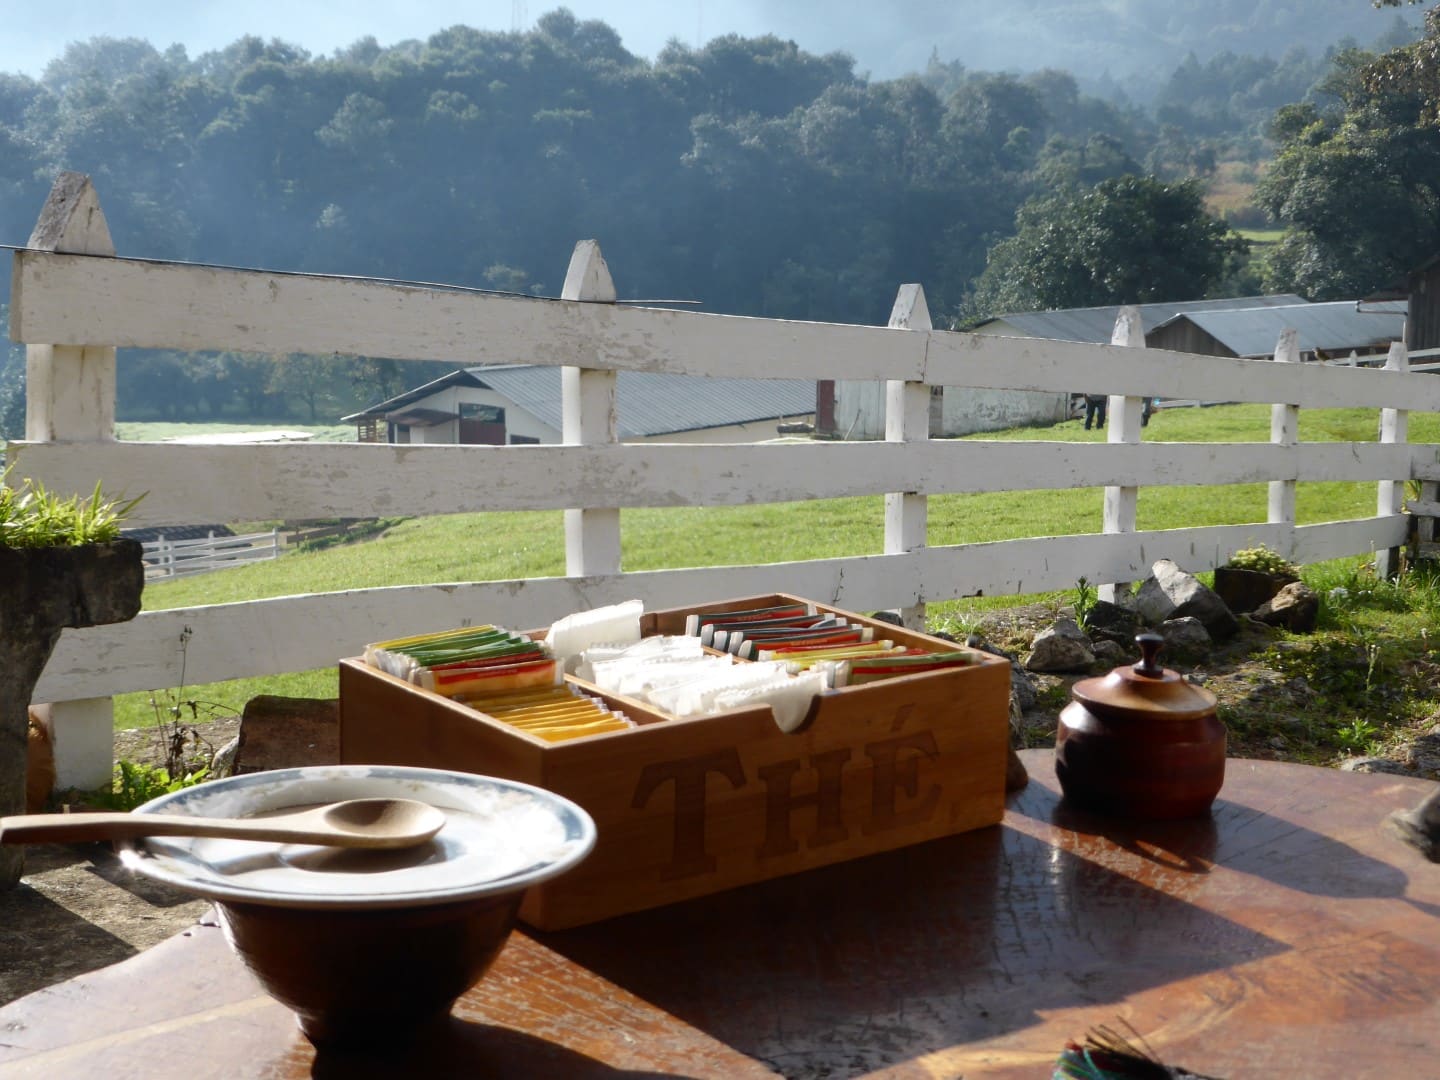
[
  {"left": 1274, "top": 327, "right": 1300, "bottom": 364},
  {"left": 1110, "top": 305, "right": 1143, "bottom": 347},
  {"left": 888, "top": 284, "right": 932, "bottom": 330},
  {"left": 1386, "top": 340, "right": 1410, "bottom": 373},
  {"left": 561, "top": 239, "right": 616, "bottom": 302},
  {"left": 27, "top": 171, "right": 115, "bottom": 256}
]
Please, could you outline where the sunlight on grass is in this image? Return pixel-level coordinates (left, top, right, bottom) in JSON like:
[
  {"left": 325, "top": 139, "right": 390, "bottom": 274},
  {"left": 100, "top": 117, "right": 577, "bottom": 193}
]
[{"left": 119, "top": 403, "right": 1440, "bottom": 730}]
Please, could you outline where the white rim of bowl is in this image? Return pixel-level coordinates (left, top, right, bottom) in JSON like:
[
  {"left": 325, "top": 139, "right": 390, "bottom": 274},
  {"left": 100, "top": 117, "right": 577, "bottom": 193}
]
[{"left": 117, "top": 764, "right": 596, "bottom": 909}]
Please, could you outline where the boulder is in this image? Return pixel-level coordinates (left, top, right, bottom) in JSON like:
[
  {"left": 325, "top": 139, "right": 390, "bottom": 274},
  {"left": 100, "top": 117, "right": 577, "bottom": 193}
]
[
  {"left": 1133, "top": 559, "right": 1239, "bottom": 640},
  {"left": 1213, "top": 566, "right": 1297, "bottom": 614},
  {"left": 1082, "top": 600, "right": 1140, "bottom": 647},
  {"left": 1024, "top": 618, "right": 1096, "bottom": 673},
  {"left": 1253, "top": 582, "right": 1320, "bottom": 634},
  {"left": 1157, "top": 616, "right": 1212, "bottom": 657}
]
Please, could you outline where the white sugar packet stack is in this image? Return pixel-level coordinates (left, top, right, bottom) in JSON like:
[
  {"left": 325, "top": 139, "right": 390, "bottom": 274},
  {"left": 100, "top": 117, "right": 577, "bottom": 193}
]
[
  {"left": 713, "top": 668, "right": 828, "bottom": 733},
  {"left": 603, "top": 656, "right": 730, "bottom": 701},
  {"left": 544, "top": 599, "right": 644, "bottom": 673},
  {"left": 650, "top": 660, "right": 791, "bottom": 718},
  {"left": 576, "top": 634, "right": 703, "bottom": 683}
]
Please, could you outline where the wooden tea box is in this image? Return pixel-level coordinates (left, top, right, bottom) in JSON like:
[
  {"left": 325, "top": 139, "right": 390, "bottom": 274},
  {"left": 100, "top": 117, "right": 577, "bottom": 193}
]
[{"left": 339, "top": 593, "right": 1011, "bottom": 930}]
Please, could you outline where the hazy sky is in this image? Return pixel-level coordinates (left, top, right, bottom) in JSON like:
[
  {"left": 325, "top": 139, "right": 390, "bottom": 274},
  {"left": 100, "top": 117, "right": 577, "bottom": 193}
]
[{"left": 0, "top": 1, "right": 931, "bottom": 80}]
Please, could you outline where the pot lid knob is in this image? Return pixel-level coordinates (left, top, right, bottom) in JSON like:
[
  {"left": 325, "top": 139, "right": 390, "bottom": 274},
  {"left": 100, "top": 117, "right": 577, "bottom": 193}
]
[{"left": 1133, "top": 632, "right": 1165, "bottom": 678}]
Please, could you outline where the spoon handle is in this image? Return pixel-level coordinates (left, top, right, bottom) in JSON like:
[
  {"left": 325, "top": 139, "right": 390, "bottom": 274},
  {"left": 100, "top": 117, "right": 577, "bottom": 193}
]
[{"left": 0, "top": 811, "right": 340, "bottom": 847}]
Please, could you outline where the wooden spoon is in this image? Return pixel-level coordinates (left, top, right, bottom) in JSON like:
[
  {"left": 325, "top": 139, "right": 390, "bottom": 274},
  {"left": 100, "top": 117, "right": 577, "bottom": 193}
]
[{"left": 0, "top": 797, "right": 447, "bottom": 850}]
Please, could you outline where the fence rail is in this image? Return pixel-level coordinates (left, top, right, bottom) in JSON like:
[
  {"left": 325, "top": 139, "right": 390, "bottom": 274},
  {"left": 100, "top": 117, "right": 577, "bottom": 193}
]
[
  {"left": 140, "top": 530, "right": 280, "bottom": 579},
  {"left": 7, "top": 172, "right": 1440, "bottom": 788}
]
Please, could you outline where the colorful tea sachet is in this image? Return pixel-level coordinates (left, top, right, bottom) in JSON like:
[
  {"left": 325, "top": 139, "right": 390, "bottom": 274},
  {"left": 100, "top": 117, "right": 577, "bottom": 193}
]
[
  {"left": 458, "top": 684, "right": 635, "bottom": 743},
  {"left": 364, "top": 625, "right": 559, "bottom": 697}
]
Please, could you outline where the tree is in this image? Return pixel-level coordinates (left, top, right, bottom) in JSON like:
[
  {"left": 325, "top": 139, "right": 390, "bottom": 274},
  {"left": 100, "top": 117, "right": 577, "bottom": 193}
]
[
  {"left": 1258, "top": 14, "right": 1440, "bottom": 297},
  {"left": 965, "top": 175, "right": 1248, "bottom": 318}
]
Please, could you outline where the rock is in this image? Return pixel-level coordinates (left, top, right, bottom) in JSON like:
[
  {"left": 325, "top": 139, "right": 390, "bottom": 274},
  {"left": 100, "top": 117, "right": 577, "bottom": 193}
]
[
  {"left": 868, "top": 610, "right": 905, "bottom": 627},
  {"left": 235, "top": 696, "right": 340, "bottom": 774},
  {"left": 210, "top": 736, "right": 241, "bottom": 779},
  {"left": 1212, "top": 566, "right": 1297, "bottom": 614},
  {"left": 1340, "top": 757, "right": 1412, "bottom": 776},
  {"left": 1253, "top": 582, "right": 1320, "bottom": 634},
  {"left": 1024, "top": 618, "right": 1096, "bottom": 673},
  {"left": 1091, "top": 639, "right": 1128, "bottom": 665},
  {"left": 1157, "top": 616, "right": 1212, "bottom": 656},
  {"left": 1082, "top": 600, "right": 1141, "bottom": 647},
  {"left": 1133, "top": 559, "right": 1239, "bottom": 640},
  {"left": 1009, "top": 666, "right": 1038, "bottom": 712},
  {"left": 1403, "top": 733, "right": 1440, "bottom": 777}
]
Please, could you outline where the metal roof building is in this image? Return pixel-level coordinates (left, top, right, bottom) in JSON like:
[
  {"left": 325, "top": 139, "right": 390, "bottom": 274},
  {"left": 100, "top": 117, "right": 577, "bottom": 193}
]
[
  {"left": 1146, "top": 301, "right": 1407, "bottom": 360},
  {"left": 970, "top": 295, "right": 1307, "bottom": 344},
  {"left": 343, "top": 365, "right": 814, "bottom": 444}
]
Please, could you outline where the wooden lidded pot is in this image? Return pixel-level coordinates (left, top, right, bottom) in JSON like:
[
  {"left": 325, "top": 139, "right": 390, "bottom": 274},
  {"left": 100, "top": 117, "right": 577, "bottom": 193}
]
[{"left": 1055, "top": 633, "right": 1225, "bottom": 820}]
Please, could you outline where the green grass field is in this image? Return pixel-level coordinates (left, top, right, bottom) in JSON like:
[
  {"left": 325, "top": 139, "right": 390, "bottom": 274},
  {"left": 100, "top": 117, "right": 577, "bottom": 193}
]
[{"left": 114, "top": 403, "right": 1439, "bottom": 731}]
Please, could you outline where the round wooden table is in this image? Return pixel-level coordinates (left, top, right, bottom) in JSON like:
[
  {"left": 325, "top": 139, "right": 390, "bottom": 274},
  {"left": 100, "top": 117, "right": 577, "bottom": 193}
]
[{"left": 2, "top": 750, "right": 1438, "bottom": 1078}]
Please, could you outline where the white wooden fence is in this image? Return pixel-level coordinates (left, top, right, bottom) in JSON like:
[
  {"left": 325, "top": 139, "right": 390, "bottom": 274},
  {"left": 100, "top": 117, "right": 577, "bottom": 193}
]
[
  {"left": 8, "top": 173, "right": 1440, "bottom": 788},
  {"left": 141, "top": 529, "right": 280, "bottom": 579}
]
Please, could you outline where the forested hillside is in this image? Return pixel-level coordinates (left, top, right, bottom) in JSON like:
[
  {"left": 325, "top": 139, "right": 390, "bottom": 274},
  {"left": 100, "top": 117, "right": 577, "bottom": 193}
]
[{"left": 0, "top": 4, "right": 1429, "bottom": 428}]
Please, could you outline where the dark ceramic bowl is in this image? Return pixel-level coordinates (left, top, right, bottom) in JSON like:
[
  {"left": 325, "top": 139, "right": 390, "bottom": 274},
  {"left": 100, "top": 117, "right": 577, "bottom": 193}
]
[{"left": 118, "top": 765, "right": 595, "bottom": 1045}]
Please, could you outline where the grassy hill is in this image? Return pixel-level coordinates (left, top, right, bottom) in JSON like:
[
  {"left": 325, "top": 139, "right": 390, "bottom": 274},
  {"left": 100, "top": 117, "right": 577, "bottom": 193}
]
[{"left": 112, "top": 403, "right": 1440, "bottom": 731}]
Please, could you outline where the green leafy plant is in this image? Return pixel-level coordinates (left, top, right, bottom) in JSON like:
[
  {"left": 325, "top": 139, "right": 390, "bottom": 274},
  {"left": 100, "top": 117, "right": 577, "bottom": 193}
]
[
  {"left": 1073, "top": 576, "right": 1098, "bottom": 625},
  {"left": 1223, "top": 544, "right": 1299, "bottom": 577},
  {"left": 0, "top": 468, "right": 144, "bottom": 547},
  {"left": 91, "top": 761, "right": 209, "bottom": 812}
]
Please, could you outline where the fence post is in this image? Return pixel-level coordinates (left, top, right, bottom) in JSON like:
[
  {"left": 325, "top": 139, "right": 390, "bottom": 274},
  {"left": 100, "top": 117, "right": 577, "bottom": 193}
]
[
  {"left": 1377, "top": 340, "right": 1410, "bottom": 579},
  {"left": 1268, "top": 329, "right": 1299, "bottom": 550},
  {"left": 19, "top": 173, "right": 120, "bottom": 793},
  {"left": 884, "top": 284, "right": 931, "bottom": 629},
  {"left": 561, "top": 240, "right": 622, "bottom": 577},
  {"left": 1100, "top": 306, "right": 1144, "bottom": 605}
]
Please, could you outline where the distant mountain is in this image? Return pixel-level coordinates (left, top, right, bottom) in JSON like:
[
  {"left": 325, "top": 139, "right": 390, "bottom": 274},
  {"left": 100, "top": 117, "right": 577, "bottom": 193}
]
[{"left": 755, "top": 0, "right": 1423, "bottom": 95}]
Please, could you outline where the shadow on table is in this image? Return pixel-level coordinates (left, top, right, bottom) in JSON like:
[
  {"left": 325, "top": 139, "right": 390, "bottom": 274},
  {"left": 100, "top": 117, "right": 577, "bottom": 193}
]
[
  {"left": 308, "top": 1016, "right": 689, "bottom": 1080},
  {"left": 0, "top": 876, "right": 142, "bottom": 1006},
  {"left": 1047, "top": 785, "right": 1440, "bottom": 916},
  {"left": 540, "top": 818, "right": 1288, "bottom": 1077}
]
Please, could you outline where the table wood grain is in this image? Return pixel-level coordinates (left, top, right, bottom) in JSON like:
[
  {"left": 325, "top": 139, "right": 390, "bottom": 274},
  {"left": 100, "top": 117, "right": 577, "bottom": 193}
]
[{"left": 2, "top": 750, "right": 1437, "bottom": 1079}]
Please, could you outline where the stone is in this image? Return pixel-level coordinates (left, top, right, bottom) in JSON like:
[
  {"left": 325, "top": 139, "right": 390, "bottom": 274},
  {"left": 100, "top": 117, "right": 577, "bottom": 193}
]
[
  {"left": 1024, "top": 618, "right": 1095, "bottom": 673},
  {"left": 1133, "top": 559, "right": 1239, "bottom": 640},
  {"left": 1403, "top": 733, "right": 1440, "bottom": 778},
  {"left": 1213, "top": 566, "right": 1297, "bottom": 614},
  {"left": 210, "top": 736, "right": 241, "bottom": 779},
  {"left": 1253, "top": 582, "right": 1320, "bottom": 634},
  {"left": 235, "top": 696, "right": 340, "bottom": 774},
  {"left": 868, "top": 610, "right": 905, "bottom": 627},
  {"left": 1340, "top": 757, "right": 1412, "bottom": 776},
  {"left": 1091, "top": 639, "right": 1128, "bottom": 665},
  {"left": 0, "top": 539, "right": 144, "bottom": 889},
  {"left": 1082, "top": 600, "right": 1140, "bottom": 647},
  {"left": 1157, "top": 616, "right": 1212, "bottom": 657}
]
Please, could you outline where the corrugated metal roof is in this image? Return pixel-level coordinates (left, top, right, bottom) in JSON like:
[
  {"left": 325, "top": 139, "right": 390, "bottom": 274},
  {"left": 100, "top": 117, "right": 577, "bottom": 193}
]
[
  {"left": 345, "top": 365, "right": 814, "bottom": 437},
  {"left": 973, "top": 295, "right": 1308, "bottom": 344},
  {"left": 467, "top": 365, "right": 814, "bottom": 438},
  {"left": 1152, "top": 301, "right": 1407, "bottom": 358}
]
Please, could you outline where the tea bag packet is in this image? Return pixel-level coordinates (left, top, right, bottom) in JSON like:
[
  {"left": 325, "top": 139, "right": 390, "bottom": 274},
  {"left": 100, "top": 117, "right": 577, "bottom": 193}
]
[
  {"left": 544, "top": 599, "right": 644, "bottom": 673},
  {"left": 835, "top": 649, "right": 981, "bottom": 687}
]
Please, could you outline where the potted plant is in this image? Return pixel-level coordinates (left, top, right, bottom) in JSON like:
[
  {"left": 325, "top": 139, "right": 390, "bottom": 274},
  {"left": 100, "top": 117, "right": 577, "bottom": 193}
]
[
  {"left": 0, "top": 470, "right": 144, "bottom": 888},
  {"left": 1213, "top": 544, "right": 1301, "bottom": 615}
]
